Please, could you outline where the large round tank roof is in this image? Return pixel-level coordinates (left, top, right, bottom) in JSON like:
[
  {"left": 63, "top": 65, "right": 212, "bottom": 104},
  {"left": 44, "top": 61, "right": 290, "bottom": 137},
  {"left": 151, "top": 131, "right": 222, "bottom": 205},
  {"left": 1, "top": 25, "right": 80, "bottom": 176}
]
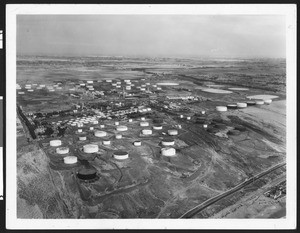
[
  {"left": 162, "top": 138, "right": 175, "bottom": 146},
  {"left": 64, "top": 156, "right": 77, "bottom": 164},
  {"left": 140, "top": 121, "right": 149, "bottom": 127},
  {"left": 133, "top": 141, "right": 142, "bottom": 146},
  {"left": 168, "top": 129, "right": 178, "bottom": 136},
  {"left": 77, "top": 167, "right": 97, "bottom": 180},
  {"left": 161, "top": 147, "right": 176, "bottom": 156},
  {"left": 116, "top": 125, "right": 128, "bottom": 131},
  {"left": 227, "top": 104, "right": 237, "bottom": 109},
  {"left": 153, "top": 125, "right": 163, "bottom": 130},
  {"left": 142, "top": 129, "right": 152, "bottom": 135},
  {"left": 246, "top": 101, "right": 256, "bottom": 106},
  {"left": 50, "top": 140, "right": 62, "bottom": 147},
  {"left": 237, "top": 103, "right": 247, "bottom": 108},
  {"left": 95, "top": 130, "right": 107, "bottom": 137},
  {"left": 56, "top": 147, "right": 69, "bottom": 154},
  {"left": 113, "top": 151, "right": 129, "bottom": 160},
  {"left": 216, "top": 106, "right": 228, "bottom": 112},
  {"left": 83, "top": 144, "right": 99, "bottom": 153},
  {"left": 264, "top": 99, "right": 272, "bottom": 104}
]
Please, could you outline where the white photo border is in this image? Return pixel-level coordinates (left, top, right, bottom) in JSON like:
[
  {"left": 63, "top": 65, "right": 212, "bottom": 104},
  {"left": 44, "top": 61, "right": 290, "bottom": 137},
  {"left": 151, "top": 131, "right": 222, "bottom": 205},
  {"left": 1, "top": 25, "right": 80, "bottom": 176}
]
[{"left": 6, "top": 4, "right": 297, "bottom": 229}]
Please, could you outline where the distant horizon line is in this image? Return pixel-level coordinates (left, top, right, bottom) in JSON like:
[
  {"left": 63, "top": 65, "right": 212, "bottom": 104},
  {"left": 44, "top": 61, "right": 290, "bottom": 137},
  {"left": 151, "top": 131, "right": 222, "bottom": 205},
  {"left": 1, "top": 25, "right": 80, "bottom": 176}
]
[{"left": 16, "top": 53, "right": 286, "bottom": 60}]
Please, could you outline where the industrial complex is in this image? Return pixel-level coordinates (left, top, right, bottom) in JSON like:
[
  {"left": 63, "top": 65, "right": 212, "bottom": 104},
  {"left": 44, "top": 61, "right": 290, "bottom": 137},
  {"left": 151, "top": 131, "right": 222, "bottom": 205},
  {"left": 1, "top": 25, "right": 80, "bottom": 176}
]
[{"left": 16, "top": 56, "right": 286, "bottom": 219}]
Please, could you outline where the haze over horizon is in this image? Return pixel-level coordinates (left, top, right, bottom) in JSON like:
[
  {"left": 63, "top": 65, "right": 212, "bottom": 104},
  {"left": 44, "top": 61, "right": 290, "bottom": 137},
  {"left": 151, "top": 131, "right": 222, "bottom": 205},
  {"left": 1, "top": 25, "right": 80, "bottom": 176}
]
[{"left": 17, "top": 15, "right": 286, "bottom": 59}]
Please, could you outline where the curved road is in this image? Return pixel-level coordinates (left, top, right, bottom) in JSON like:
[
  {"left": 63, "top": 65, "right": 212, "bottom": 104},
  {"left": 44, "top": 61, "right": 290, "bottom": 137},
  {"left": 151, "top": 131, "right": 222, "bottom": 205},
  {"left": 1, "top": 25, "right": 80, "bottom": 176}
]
[{"left": 179, "top": 162, "right": 286, "bottom": 218}]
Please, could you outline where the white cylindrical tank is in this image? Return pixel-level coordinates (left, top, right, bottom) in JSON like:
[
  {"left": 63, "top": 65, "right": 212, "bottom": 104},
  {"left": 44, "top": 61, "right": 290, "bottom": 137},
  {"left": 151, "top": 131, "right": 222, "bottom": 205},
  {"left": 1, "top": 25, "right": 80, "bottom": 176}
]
[
  {"left": 56, "top": 147, "right": 69, "bottom": 154},
  {"left": 95, "top": 131, "right": 107, "bottom": 137},
  {"left": 83, "top": 144, "right": 99, "bottom": 153},
  {"left": 180, "top": 115, "right": 184, "bottom": 118},
  {"left": 113, "top": 151, "right": 129, "bottom": 160},
  {"left": 264, "top": 99, "right": 272, "bottom": 104},
  {"left": 201, "top": 111, "right": 206, "bottom": 114},
  {"left": 115, "top": 134, "right": 122, "bottom": 139},
  {"left": 115, "top": 121, "right": 119, "bottom": 126},
  {"left": 161, "top": 147, "right": 176, "bottom": 157},
  {"left": 161, "top": 139, "right": 175, "bottom": 146},
  {"left": 140, "top": 121, "right": 149, "bottom": 127},
  {"left": 103, "top": 140, "right": 111, "bottom": 145},
  {"left": 116, "top": 125, "right": 128, "bottom": 131},
  {"left": 237, "top": 103, "right": 247, "bottom": 108},
  {"left": 216, "top": 106, "right": 228, "bottom": 112},
  {"left": 50, "top": 140, "right": 62, "bottom": 147},
  {"left": 168, "top": 129, "right": 178, "bottom": 136},
  {"left": 79, "top": 136, "right": 87, "bottom": 141},
  {"left": 255, "top": 100, "right": 265, "bottom": 105},
  {"left": 187, "top": 116, "right": 191, "bottom": 120},
  {"left": 133, "top": 141, "right": 142, "bottom": 146},
  {"left": 142, "top": 129, "right": 152, "bottom": 135},
  {"left": 153, "top": 125, "right": 163, "bottom": 130},
  {"left": 64, "top": 156, "right": 77, "bottom": 164}
]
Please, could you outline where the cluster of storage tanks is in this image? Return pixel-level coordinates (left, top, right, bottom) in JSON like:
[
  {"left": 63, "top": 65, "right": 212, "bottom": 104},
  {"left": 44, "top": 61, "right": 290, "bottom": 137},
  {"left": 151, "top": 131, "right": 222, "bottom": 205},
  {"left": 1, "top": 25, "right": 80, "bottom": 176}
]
[
  {"left": 66, "top": 116, "right": 99, "bottom": 127},
  {"left": 47, "top": 102, "right": 183, "bottom": 165},
  {"left": 17, "top": 82, "right": 66, "bottom": 94},
  {"left": 216, "top": 99, "right": 273, "bottom": 112},
  {"left": 49, "top": 139, "right": 78, "bottom": 164},
  {"left": 103, "top": 78, "right": 163, "bottom": 92}
]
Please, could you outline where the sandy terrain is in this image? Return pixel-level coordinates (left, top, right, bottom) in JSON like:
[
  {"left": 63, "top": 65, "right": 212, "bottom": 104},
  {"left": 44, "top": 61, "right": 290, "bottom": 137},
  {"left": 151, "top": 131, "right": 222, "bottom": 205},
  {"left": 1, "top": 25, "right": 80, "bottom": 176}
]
[{"left": 239, "top": 100, "right": 286, "bottom": 144}]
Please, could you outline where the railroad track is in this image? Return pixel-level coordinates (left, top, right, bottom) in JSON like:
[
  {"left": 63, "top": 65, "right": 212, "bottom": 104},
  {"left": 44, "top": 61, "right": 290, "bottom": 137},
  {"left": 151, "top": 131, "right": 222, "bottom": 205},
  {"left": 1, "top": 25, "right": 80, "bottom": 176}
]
[{"left": 179, "top": 162, "right": 286, "bottom": 218}]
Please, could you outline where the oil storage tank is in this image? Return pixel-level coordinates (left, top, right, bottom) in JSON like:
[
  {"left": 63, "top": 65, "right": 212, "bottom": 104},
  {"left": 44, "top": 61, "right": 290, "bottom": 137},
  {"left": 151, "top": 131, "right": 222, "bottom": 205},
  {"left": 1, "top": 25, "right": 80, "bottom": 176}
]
[
  {"left": 116, "top": 125, "right": 128, "bottom": 131},
  {"left": 264, "top": 99, "right": 272, "bottom": 104},
  {"left": 64, "top": 156, "right": 78, "bottom": 164},
  {"left": 50, "top": 140, "right": 62, "bottom": 147},
  {"left": 113, "top": 151, "right": 129, "bottom": 160},
  {"left": 227, "top": 104, "right": 237, "bottom": 109},
  {"left": 153, "top": 125, "right": 163, "bottom": 130},
  {"left": 77, "top": 167, "right": 97, "bottom": 180},
  {"left": 83, "top": 144, "right": 99, "bottom": 153},
  {"left": 133, "top": 141, "right": 142, "bottom": 146},
  {"left": 56, "top": 147, "right": 69, "bottom": 154},
  {"left": 140, "top": 121, "right": 149, "bottom": 127},
  {"left": 237, "top": 103, "right": 247, "bottom": 108},
  {"left": 95, "top": 130, "right": 107, "bottom": 137},
  {"left": 216, "top": 106, "right": 227, "bottom": 112},
  {"left": 161, "top": 147, "right": 176, "bottom": 157},
  {"left": 161, "top": 138, "right": 175, "bottom": 146},
  {"left": 168, "top": 129, "right": 178, "bottom": 136},
  {"left": 142, "top": 129, "right": 152, "bottom": 135}
]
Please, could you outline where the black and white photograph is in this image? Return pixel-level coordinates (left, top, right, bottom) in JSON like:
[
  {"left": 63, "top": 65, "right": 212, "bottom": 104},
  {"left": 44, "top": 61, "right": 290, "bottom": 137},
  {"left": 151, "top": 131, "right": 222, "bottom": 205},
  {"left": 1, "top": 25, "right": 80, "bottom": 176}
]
[{"left": 5, "top": 4, "right": 296, "bottom": 230}]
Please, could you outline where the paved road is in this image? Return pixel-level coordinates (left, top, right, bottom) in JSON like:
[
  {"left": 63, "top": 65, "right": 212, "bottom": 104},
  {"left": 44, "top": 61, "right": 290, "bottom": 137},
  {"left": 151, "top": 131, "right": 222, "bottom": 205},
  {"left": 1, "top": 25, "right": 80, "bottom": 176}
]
[{"left": 179, "top": 162, "right": 286, "bottom": 218}]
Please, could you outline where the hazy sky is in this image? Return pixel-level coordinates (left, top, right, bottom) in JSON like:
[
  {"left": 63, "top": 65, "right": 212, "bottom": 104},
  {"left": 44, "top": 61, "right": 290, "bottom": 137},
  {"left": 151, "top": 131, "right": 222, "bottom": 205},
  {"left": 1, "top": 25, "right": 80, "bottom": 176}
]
[{"left": 17, "top": 15, "right": 286, "bottom": 58}]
